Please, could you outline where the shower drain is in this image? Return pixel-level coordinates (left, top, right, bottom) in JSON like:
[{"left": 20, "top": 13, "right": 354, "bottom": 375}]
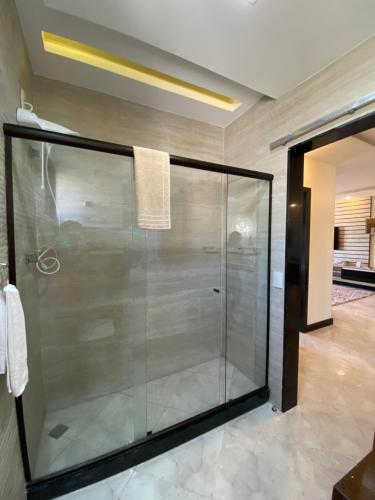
[{"left": 48, "top": 424, "right": 69, "bottom": 440}]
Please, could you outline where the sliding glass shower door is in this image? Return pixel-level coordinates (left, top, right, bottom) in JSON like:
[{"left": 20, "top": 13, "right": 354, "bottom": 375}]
[
  {"left": 12, "top": 140, "right": 148, "bottom": 476},
  {"left": 145, "top": 165, "right": 226, "bottom": 431},
  {"left": 226, "top": 176, "right": 270, "bottom": 400},
  {"left": 9, "top": 135, "right": 270, "bottom": 480}
]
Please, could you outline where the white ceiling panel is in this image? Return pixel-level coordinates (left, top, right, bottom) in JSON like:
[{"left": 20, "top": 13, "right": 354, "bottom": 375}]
[{"left": 44, "top": 0, "right": 375, "bottom": 98}]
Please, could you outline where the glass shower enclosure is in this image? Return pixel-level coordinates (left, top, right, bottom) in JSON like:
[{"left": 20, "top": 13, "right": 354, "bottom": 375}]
[{"left": 4, "top": 124, "right": 272, "bottom": 490}]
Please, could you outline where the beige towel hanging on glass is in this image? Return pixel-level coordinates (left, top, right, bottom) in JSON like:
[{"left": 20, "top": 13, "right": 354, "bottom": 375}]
[{"left": 133, "top": 146, "right": 171, "bottom": 230}]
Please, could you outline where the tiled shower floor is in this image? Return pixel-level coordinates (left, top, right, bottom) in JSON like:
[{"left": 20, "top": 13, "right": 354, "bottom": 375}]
[{"left": 34, "top": 358, "right": 257, "bottom": 477}]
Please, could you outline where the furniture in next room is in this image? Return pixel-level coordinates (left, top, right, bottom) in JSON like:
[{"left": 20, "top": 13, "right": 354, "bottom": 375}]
[
  {"left": 341, "top": 266, "right": 375, "bottom": 285},
  {"left": 332, "top": 434, "right": 375, "bottom": 499}
]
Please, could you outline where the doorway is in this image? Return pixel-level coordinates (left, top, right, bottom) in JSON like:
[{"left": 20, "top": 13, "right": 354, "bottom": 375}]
[{"left": 282, "top": 111, "right": 375, "bottom": 411}]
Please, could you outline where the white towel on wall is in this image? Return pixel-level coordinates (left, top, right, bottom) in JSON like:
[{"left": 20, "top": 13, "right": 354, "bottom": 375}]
[
  {"left": 133, "top": 146, "right": 171, "bottom": 230},
  {"left": 4, "top": 284, "right": 28, "bottom": 397},
  {"left": 0, "top": 290, "right": 6, "bottom": 374}
]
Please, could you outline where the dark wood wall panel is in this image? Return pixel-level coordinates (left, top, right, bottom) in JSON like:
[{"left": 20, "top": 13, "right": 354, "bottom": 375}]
[{"left": 334, "top": 197, "right": 372, "bottom": 264}]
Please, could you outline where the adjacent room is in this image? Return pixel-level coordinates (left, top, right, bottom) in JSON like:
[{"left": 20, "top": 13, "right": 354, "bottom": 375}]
[
  {"left": 0, "top": 1, "right": 374, "bottom": 500},
  {"left": 302, "top": 126, "right": 375, "bottom": 334},
  {"left": 294, "top": 123, "right": 375, "bottom": 500}
]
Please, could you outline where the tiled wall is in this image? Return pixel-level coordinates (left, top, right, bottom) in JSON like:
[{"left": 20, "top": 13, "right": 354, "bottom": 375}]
[
  {"left": 144, "top": 166, "right": 225, "bottom": 383},
  {"left": 0, "top": 0, "right": 33, "bottom": 498},
  {"left": 33, "top": 77, "right": 224, "bottom": 164},
  {"left": 225, "top": 35, "right": 375, "bottom": 408},
  {"left": 21, "top": 148, "right": 227, "bottom": 410},
  {"left": 27, "top": 77, "right": 226, "bottom": 412},
  {"left": 16, "top": 137, "right": 270, "bottom": 414}
]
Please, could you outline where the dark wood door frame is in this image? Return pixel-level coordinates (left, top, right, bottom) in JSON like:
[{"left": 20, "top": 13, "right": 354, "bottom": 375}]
[{"left": 282, "top": 111, "right": 375, "bottom": 412}]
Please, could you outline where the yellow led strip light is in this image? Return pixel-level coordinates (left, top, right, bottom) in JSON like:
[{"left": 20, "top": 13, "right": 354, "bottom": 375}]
[{"left": 41, "top": 31, "right": 242, "bottom": 112}]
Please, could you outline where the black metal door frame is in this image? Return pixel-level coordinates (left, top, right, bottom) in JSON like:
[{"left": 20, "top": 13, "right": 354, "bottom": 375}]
[{"left": 282, "top": 110, "right": 375, "bottom": 412}]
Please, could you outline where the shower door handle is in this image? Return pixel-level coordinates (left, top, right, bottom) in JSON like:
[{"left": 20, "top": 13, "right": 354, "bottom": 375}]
[{"left": 213, "top": 288, "right": 220, "bottom": 293}]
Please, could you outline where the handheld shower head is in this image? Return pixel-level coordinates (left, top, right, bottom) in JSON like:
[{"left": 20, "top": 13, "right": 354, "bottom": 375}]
[{"left": 16, "top": 107, "right": 79, "bottom": 135}]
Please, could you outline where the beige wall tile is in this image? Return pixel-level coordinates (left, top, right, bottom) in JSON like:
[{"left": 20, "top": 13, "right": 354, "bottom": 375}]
[
  {"left": 225, "top": 35, "right": 375, "bottom": 408},
  {"left": 33, "top": 77, "right": 224, "bottom": 164}
]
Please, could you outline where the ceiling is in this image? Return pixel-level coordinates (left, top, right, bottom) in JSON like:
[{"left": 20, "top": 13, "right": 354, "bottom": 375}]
[
  {"left": 306, "top": 129, "right": 375, "bottom": 198},
  {"left": 16, "top": 0, "right": 375, "bottom": 127}
]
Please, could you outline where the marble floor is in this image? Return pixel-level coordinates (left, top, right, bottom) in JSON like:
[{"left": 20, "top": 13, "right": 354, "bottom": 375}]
[
  {"left": 34, "top": 358, "right": 257, "bottom": 477},
  {"left": 55, "top": 294, "right": 375, "bottom": 499}
]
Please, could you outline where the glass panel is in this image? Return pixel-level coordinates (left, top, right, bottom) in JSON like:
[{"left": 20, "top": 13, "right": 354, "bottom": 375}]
[
  {"left": 10, "top": 135, "right": 270, "bottom": 477},
  {"left": 146, "top": 165, "right": 226, "bottom": 432},
  {"left": 226, "top": 176, "right": 269, "bottom": 400},
  {"left": 12, "top": 139, "right": 147, "bottom": 478}
]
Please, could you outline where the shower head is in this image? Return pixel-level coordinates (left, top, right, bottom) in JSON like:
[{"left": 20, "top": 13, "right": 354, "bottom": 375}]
[{"left": 16, "top": 107, "right": 79, "bottom": 135}]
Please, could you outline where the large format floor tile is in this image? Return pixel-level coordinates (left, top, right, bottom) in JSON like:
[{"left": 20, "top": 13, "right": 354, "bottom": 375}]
[{"left": 57, "top": 294, "right": 375, "bottom": 499}]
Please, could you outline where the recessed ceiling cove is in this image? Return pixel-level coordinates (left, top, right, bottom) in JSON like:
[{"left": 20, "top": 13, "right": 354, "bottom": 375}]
[
  {"left": 41, "top": 31, "right": 242, "bottom": 111},
  {"left": 16, "top": 0, "right": 262, "bottom": 126}
]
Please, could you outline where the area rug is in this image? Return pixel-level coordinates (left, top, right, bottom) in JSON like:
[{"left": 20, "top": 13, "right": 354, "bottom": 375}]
[{"left": 332, "top": 284, "right": 374, "bottom": 306}]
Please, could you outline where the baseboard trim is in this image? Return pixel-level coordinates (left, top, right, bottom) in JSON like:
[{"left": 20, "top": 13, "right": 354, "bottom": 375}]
[{"left": 301, "top": 318, "right": 333, "bottom": 333}]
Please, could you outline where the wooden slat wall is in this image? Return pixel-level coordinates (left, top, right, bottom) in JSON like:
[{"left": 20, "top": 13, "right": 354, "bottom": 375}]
[{"left": 334, "top": 197, "right": 372, "bottom": 264}]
